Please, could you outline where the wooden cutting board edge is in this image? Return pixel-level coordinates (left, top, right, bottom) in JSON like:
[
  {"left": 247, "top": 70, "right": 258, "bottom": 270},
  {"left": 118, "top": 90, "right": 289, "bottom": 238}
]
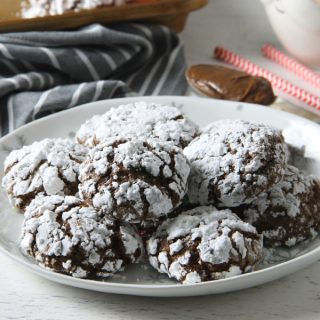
[{"left": 0, "top": 0, "right": 208, "bottom": 33}]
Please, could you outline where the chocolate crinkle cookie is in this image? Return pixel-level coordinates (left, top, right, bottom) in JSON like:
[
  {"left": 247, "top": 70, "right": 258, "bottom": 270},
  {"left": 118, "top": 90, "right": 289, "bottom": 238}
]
[
  {"left": 2, "top": 138, "right": 87, "bottom": 210},
  {"left": 136, "top": 202, "right": 198, "bottom": 242},
  {"left": 20, "top": 195, "right": 143, "bottom": 278},
  {"left": 79, "top": 138, "right": 190, "bottom": 224},
  {"left": 21, "top": 0, "right": 130, "bottom": 19},
  {"left": 184, "top": 120, "right": 287, "bottom": 207},
  {"left": 242, "top": 165, "right": 320, "bottom": 247},
  {"left": 75, "top": 101, "right": 199, "bottom": 149},
  {"left": 147, "top": 206, "right": 263, "bottom": 284}
]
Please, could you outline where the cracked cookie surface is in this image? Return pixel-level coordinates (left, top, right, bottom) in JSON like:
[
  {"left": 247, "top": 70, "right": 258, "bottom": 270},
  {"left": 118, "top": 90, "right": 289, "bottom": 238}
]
[
  {"left": 2, "top": 138, "right": 87, "bottom": 210},
  {"left": 79, "top": 138, "right": 190, "bottom": 224},
  {"left": 20, "top": 195, "right": 143, "bottom": 278},
  {"left": 242, "top": 165, "right": 320, "bottom": 247},
  {"left": 184, "top": 120, "right": 287, "bottom": 207},
  {"left": 76, "top": 101, "right": 199, "bottom": 148},
  {"left": 147, "top": 206, "right": 263, "bottom": 284}
]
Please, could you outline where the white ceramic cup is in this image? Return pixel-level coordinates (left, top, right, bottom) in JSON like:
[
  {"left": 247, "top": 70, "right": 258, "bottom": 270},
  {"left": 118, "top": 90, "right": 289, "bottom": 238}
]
[{"left": 261, "top": 0, "right": 320, "bottom": 68}]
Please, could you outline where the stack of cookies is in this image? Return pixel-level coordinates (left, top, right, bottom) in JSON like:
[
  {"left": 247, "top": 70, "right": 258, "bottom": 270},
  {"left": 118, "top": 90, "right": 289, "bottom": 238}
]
[{"left": 2, "top": 101, "right": 320, "bottom": 284}]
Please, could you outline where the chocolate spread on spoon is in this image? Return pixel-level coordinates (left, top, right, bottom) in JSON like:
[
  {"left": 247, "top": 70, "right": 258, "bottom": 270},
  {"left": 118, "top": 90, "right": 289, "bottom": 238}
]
[{"left": 186, "top": 64, "right": 276, "bottom": 105}]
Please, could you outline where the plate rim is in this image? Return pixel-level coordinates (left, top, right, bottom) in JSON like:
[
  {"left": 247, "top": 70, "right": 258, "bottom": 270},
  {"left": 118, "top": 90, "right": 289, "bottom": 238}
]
[
  {"left": 1, "top": 95, "right": 320, "bottom": 296},
  {"left": 1, "top": 233, "right": 320, "bottom": 290}
]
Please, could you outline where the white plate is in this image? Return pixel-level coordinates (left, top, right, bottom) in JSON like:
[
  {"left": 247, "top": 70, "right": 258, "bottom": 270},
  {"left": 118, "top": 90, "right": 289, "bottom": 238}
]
[{"left": 1, "top": 96, "right": 320, "bottom": 297}]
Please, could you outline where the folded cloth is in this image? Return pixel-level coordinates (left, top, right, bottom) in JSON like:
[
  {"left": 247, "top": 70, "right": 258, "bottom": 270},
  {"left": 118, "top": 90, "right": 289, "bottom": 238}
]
[{"left": 0, "top": 23, "right": 188, "bottom": 136}]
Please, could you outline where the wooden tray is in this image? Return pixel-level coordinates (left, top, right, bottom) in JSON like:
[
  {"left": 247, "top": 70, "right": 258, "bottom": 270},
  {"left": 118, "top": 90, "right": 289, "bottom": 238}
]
[{"left": 0, "top": 0, "right": 208, "bottom": 33}]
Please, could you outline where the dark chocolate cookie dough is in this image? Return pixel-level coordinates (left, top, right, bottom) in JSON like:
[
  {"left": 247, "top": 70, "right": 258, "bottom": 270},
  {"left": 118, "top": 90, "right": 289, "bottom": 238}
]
[
  {"left": 2, "top": 138, "right": 87, "bottom": 210},
  {"left": 20, "top": 195, "right": 143, "bottom": 278},
  {"left": 79, "top": 138, "right": 190, "bottom": 224},
  {"left": 147, "top": 206, "right": 263, "bottom": 284},
  {"left": 184, "top": 120, "right": 287, "bottom": 207},
  {"left": 76, "top": 102, "right": 199, "bottom": 148},
  {"left": 242, "top": 165, "right": 320, "bottom": 247}
]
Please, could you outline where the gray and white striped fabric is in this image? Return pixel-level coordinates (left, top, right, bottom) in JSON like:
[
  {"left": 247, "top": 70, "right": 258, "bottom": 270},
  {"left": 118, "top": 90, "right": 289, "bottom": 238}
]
[{"left": 0, "top": 23, "right": 188, "bottom": 136}]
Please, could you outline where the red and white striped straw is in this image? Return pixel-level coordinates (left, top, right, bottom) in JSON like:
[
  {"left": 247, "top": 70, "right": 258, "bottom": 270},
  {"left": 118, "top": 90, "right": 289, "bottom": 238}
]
[
  {"left": 262, "top": 43, "right": 320, "bottom": 90},
  {"left": 214, "top": 46, "right": 320, "bottom": 112}
]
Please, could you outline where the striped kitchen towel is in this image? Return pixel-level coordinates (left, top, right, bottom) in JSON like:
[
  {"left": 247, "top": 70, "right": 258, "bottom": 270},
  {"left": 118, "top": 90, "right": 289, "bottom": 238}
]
[{"left": 0, "top": 23, "right": 188, "bottom": 136}]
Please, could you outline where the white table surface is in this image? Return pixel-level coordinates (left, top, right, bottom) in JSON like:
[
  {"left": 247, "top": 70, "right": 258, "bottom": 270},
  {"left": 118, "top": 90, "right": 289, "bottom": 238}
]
[{"left": 1, "top": 1, "right": 320, "bottom": 319}]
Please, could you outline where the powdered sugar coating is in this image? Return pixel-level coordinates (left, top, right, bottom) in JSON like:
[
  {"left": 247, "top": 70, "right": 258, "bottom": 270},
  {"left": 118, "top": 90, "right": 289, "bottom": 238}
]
[
  {"left": 184, "top": 120, "right": 287, "bottom": 207},
  {"left": 20, "top": 195, "right": 143, "bottom": 278},
  {"left": 242, "top": 165, "right": 320, "bottom": 247},
  {"left": 2, "top": 138, "right": 87, "bottom": 210},
  {"left": 147, "top": 206, "right": 262, "bottom": 284},
  {"left": 79, "top": 138, "right": 190, "bottom": 223},
  {"left": 285, "top": 143, "right": 308, "bottom": 170},
  {"left": 76, "top": 102, "right": 199, "bottom": 148},
  {"left": 21, "top": 0, "right": 130, "bottom": 18}
]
